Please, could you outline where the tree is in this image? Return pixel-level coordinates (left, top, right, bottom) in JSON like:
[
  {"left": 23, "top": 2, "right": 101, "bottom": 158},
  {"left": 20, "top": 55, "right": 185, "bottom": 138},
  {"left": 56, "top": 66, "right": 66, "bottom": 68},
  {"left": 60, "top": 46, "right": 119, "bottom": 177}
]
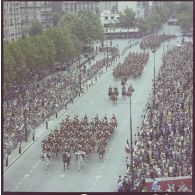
[
  {"left": 53, "top": 12, "right": 62, "bottom": 26},
  {"left": 3, "top": 42, "right": 17, "bottom": 87},
  {"left": 177, "top": 12, "right": 192, "bottom": 30},
  {"left": 59, "top": 11, "right": 104, "bottom": 46},
  {"left": 137, "top": 17, "right": 149, "bottom": 32},
  {"left": 118, "top": 8, "right": 136, "bottom": 29},
  {"left": 29, "top": 22, "right": 43, "bottom": 36},
  {"left": 176, "top": 2, "right": 193, "bottom": 30}
]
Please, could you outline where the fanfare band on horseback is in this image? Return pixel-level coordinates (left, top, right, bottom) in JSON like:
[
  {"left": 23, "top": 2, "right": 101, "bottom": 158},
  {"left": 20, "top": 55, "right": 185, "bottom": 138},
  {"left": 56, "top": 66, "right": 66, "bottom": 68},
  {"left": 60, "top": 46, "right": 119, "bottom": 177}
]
[
  {"left": 108, "top": 86, "right": 119, "bottom": 105},
  {"left": 40, "top": 114, "right": 118, "bottom": 171}
]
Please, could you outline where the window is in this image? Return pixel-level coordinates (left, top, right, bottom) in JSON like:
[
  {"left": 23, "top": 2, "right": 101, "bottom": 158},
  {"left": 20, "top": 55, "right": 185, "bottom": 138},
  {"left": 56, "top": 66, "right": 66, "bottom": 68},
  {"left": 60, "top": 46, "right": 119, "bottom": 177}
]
[
  {"left": 10, "top": 18, "right": 13, "bottom": 26},
  {"left": 105, "top": 16, "right": 108, "bottom": 20},
  {"left": 111, "top": 16, "right": 114, "bottom": 19}
]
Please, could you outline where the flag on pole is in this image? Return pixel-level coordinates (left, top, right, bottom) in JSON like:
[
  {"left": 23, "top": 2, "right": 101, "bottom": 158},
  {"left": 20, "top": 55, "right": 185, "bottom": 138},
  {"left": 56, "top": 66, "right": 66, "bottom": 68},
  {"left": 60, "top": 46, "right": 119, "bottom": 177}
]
[{"left": 125, "top": 139, "right": 130, "bottom": 154}]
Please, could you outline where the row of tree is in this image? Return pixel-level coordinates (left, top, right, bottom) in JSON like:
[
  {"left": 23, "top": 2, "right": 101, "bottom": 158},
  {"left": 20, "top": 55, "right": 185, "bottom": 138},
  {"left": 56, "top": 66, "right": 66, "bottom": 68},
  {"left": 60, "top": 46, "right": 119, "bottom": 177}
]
[
  {"left": 3, "top": 11, "right": 104, "bottom": 88},
  {"left": 118, "top": 2, "right": 192, "bottom": 33},
  {"left": 176, "top": 2, "right": 193, "bottom": 31}
]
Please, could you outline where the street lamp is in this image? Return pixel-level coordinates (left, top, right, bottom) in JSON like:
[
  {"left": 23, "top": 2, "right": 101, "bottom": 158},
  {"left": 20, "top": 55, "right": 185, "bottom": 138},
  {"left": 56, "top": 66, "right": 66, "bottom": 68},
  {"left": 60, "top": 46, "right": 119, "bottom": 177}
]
[
  {"left": 23, "top": 105, "right": 27, "bottom": 142},
  {"left": 162, "top": 33, "right": 165, "bottom": 64},
  {"left": 106, "top": 46, "right": 109, "bottom": 71},
  {"left": 78, "top": 55, "right": 82, "bottom": 93},
  {"left": 152, "top": 48, "right": 156, "bottom": 106},
  {"left": 126, "top": 84, "right": 134, "bottom": 190}
]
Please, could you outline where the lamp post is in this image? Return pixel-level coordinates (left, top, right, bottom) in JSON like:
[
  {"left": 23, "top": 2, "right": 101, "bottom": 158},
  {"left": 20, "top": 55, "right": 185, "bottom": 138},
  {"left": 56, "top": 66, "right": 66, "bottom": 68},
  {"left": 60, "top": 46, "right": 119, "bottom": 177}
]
[
  {"left": 126, "top": 84, "right": 134, "bottom": 190},
  {"left": 152, "top": 48, "right": 156, "bottom": 106},
  {"left": 78, "top": 55, "right": 82, "bottom": 93},
  {"left": 163, "top": 33, "right": 165, "bottom": 65},
  {"left": 106, "top": 46, "right": 109, "bottom": 71}
]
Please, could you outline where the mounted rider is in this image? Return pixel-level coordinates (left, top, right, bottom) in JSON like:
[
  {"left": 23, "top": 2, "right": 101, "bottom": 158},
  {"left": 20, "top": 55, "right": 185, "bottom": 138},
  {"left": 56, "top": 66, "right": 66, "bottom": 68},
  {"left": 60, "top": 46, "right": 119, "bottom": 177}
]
[
  {"left": 108, "top": 86, "right": 112, "bottom": 97},
  {"left": 114, "top": 86, "right": 119, "bottom": 96}
]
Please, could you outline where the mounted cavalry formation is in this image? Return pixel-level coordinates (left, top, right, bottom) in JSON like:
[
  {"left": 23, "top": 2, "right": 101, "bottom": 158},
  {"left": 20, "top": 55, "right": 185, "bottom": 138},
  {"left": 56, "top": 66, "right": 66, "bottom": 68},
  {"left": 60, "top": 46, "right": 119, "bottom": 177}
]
[
  {"left": 41, "top": 114, "right": 118, "bottom": 171},
  {"left": 113, "top": 52, "right": 149, "bottom": 81}
]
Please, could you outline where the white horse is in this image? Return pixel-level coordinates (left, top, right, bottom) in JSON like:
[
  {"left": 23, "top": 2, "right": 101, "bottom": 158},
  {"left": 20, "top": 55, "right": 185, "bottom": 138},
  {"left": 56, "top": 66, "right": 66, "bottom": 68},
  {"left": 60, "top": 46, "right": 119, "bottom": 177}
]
[
  {"left": 40, "top": 151, "right": 50, "bottom": 170},
  {"left": 75, "top": 151, "right": 86, "bottom": 171}
]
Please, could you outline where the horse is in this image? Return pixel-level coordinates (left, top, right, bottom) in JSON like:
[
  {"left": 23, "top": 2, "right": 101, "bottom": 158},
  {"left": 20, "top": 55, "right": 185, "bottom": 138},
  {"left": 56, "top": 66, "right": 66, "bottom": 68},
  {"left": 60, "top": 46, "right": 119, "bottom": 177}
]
[
  {"left": 122, "top": 88, "right": 126, "bottom": 100},
  {"left": 62, "top": 152, "right": 71, "bottom": 171},
  {"left": 111, "top": 118, "right": 118, "bottom": 130},
  {"left": 84, "top": 144, "right": 91, "bottom": 162},
  {"left": 108, "top": 88, "right": 112, "bottom": 100},
  {"left": 114, "top": 87, "right": 119, "bottom": 97},
  {"left": 111, "top": 93, "right": 117, "bottom": 105},
  {"left": 75, "top": 151, "right": 86, "bottom": 171},
  {"left": 98, "top": 145, "right": 105, "bottom": 160},
  {"left": 40, "top": 151, "right": 50, "bottom": 170},
  {"left": 51, "top": 143, "right": 60, "bottom": 158}
]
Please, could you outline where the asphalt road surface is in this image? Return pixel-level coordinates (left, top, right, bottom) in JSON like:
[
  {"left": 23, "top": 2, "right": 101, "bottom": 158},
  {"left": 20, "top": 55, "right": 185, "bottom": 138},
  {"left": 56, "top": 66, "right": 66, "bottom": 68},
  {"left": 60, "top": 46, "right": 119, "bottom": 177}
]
[{"left": 4, "top": 25, "right": 188, "bottom": 192}]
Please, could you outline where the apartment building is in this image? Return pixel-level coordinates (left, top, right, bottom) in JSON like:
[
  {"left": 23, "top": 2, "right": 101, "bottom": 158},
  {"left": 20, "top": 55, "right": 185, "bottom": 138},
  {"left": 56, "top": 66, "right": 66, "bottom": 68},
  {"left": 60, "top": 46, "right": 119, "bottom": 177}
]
[
  {"left": 61, "top": 1, "right": 118, "bottom": 15},
  {"left": 100, "top": 10, "right": 119, "bottom": 28},
  {"left": 20, "top": 1, "right": 53, "bottom": 37},
  {"left": 3, "top": 1, "right": 22, "bottom": 42},
  {"left": 61, "top": 1, "right": 99, "bottom": 14},
  {"left": 137, "top": 1, "right": 150, "bottom": 18}
]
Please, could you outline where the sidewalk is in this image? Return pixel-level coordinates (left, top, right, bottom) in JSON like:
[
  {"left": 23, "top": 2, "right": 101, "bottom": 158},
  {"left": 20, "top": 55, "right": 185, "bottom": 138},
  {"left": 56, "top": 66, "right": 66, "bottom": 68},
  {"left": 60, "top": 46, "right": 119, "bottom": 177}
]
[{"left": 3, "top": 41, "right": 130, "bottom": 172}]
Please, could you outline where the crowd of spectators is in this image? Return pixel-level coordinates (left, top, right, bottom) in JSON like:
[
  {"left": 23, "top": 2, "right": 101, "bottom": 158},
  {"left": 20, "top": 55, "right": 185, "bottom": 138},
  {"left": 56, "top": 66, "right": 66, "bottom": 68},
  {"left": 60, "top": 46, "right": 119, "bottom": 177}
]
[
  {"left": 3, "top": 71, "right": 79, "bottom": 154},
  {"left": 113, "top": 52, "right": 149, "bottom": 80},
  {"left": 117, "top": 41, "right": 192, "bottom": 192},
  {"left": 82, "top": 47, "right": 120, "bottom": 83},
  {"left": 140, "top": 34, "right": 177, "bottom": 50}
]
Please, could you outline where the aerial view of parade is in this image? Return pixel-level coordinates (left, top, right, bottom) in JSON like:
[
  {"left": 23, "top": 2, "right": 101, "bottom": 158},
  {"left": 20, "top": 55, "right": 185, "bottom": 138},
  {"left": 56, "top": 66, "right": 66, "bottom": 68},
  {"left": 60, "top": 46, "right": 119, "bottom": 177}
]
[{"left": 3, "top": 1, "right": 193, "bottom": 192}]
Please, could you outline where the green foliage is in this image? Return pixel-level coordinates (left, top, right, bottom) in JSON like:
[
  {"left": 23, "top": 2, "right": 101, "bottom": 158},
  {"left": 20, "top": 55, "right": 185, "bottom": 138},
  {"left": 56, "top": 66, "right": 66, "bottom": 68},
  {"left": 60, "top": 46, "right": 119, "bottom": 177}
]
[
  {"left": 118, "top": 8, "right": 137, "bottom": 29},
  {"left": 53, "top": 12, "right": 62, "bottom": 26},
  {"left": 3, "top": 42, "right": 17, "bottom": 87},
  {"left": 29, "top": 22, "right": 43, "bottom": 36},
  {"left": 3, "top": 11, "right": 104, "bottom": 87},
  {"left": 137, "top": 2, "right": 178, "bottom": 32},
  {"left": 137, "top": 17, "right": 149, "bottom": 32},
  {"left": 176, "top": 2, "right": 193, "bottom": 30},
  {"left": 58, "top": 11, "right": 104, "bottom": 46}
]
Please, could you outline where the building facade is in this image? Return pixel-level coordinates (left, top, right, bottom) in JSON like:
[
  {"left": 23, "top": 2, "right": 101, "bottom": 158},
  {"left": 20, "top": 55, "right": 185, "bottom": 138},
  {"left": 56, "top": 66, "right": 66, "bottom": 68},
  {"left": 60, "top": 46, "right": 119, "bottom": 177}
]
[
  {"left": 61, "top": 1, "right": 99, "bottom": 14},
  {"left": 98, "top": 1, "right": 118, "bottom": 13},
  {"left": 3, "top": 1, "right": 54, "bottom": 42},
  {"left": 20, "top": 1, "right": 53, "bottom": 37},
  {"left": 100, "top": 10, "right": 119, "bottom": 28},
  {"left": 61, "top": 1, "right": 118, "bottom": 15},
  {"left": 136, "top": 1, "right": 150, "bottom": 18},
  {"left": 3, "top": 1, "right": 22, "bottom": 42}
]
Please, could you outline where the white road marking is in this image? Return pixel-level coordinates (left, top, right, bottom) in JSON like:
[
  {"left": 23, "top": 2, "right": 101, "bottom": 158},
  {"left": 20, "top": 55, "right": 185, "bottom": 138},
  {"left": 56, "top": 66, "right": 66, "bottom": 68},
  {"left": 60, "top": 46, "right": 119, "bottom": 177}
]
[
  {"left": 24, "top": 174, "right": 29, "bottom": 177},
  {"left": 96, "top": 175, "right": 101, "bottom": 178},
  {"left": 29, "top": 170, "right": 32, "bottom": 173},
  {"left": 15, "top": 186, "right": 18, "bottom": 189},
  {"left": 60, "top": 175, "right": 65, "bottom": 178},
  {"left": 19, "top": 182, "right": 22, "bottom": 185},
  {"left": 33, "top": 166, "right": 36, "bottom": 169}
]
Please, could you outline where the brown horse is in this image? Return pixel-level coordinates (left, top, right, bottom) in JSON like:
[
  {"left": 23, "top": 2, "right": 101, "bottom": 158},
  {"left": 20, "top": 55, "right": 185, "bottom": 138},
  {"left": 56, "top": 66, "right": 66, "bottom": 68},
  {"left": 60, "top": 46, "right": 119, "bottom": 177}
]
[
  {"left": 62, "top": 152, "right": 71, "bottom": 171},
  {"left": 98, "top": 145, "right": 105, "bottom": 160},
  {"left": 122, "top": 88, "right": 126, "bottom": 100},
  {"left": 108, "top": 88, "right": 112, "bottom": 100},
  {"left": 111, "top": 93, "right": 117, "bottom": 105}
]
